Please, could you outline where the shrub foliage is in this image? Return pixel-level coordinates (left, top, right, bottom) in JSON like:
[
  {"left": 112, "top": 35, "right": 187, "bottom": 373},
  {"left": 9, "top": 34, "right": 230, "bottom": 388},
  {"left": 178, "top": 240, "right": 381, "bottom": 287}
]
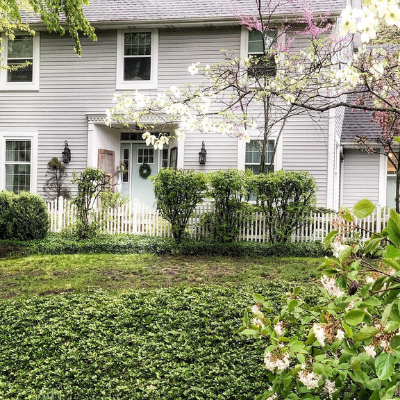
[
  {"left": 253, "top": 170, "right": 317, "bottom": 243},
  {"left": 205, "top": 169, "right": 254, "bottom": 243},
  {"left": 0, "top": 191, "right": 49, "bottom": 240},
  {"left": 152, "top": 168, "right": 207, "bottom": 243}
]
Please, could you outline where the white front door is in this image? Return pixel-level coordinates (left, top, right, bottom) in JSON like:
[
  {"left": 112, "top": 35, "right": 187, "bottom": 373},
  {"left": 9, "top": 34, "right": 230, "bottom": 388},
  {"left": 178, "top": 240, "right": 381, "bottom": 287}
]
[{"left": 120, "top": 143, "right": 159, "bottom": 206}]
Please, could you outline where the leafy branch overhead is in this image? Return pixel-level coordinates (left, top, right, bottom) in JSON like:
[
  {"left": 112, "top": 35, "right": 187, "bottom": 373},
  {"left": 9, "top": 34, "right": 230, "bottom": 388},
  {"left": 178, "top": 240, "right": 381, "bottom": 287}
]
[{"left": 2, "top": 0, "right": 96, "bottom": 55}]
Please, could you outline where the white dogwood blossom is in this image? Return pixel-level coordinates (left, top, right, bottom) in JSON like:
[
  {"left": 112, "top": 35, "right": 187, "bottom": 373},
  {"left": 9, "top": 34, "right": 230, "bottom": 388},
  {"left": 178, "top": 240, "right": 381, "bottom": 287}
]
[
  {"left": 365, "top": 344, "right": 377, "bottom": 358},
  {"left": 313, "top": 323, "right": 326, "bottom": 347},
  {"left": 264, "top": 351, "right": 290, "bottom": 372}
]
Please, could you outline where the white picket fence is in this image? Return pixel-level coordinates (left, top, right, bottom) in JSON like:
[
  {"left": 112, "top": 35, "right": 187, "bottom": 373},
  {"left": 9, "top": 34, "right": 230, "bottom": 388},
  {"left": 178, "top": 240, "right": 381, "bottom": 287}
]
[{"left": 47, "top": 197, "right": 391, "bottom": 243}]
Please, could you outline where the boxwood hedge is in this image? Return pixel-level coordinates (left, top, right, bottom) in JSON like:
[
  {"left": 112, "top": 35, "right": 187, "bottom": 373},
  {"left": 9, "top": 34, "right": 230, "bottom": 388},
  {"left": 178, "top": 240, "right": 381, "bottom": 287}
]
[
  {"left": 0, "top": 233, "right": 327, "bottom": 258},
  {"left": 0, "top": 283, "right": 319, "bottom": 399}
]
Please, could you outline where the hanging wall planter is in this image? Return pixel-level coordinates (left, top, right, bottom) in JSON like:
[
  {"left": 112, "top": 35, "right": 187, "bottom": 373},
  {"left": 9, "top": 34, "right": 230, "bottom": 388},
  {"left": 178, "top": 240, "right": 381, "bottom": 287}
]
[{"left": 139, "top": 163, "right": 151, "bottom": 179}]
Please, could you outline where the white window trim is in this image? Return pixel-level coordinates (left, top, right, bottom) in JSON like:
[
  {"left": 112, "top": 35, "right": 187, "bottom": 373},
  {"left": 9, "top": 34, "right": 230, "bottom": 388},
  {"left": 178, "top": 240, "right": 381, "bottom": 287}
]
[
  {"left": 0, "top": 34, "right": 40, "bottom": 91},
  {"left": 0, "top": 132, "right": 38, "bottom": 194},
  {"left": 116, "top": 29, "right": 159, "bottom": 90},
  {"left": 239, "top": 135, "right": 281, "bottom": 172}
]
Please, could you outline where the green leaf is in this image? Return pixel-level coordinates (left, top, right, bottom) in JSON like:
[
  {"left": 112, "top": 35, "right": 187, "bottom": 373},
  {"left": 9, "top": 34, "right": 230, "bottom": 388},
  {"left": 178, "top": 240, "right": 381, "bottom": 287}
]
[
  {"left": 324, "top": 230, "right": 339, "bottom": 250},
  {"left": 382, "top": 304, "right": 393, "bottom": 326},
  {"left": 253, "top": 294, "right": 264, "bottom": 303},
  {"left": 382, "top": 258, "right": 400, "bottom": 271},
  {"left": 293, "top": 287, "right": 301, "bottom": 296},
  {"left": 344, "top": 310, "right": 365, "bottom": 326},
  {"left": 393, "top": 136, "right": 400, "bottom": 145},
  {"left": 375, "top": 353, "right": 395, "bottom": 380},
  {"left": 342, "top": 321, "right": 353, "bottom": 338},
  {"left": 386, "top": 245, "right": 400, "bottom": 258},
  {"left": 364, "top": 237, "right": 383, "bottom": 255},
  {"left": 354, "top": 327, "right": 379, "bottom": 342},
  {"left": 290, "top": 341, "right": 305, "bottom": 353},
  {"left": 288, "top": 299, "right": 299, "bottom": 312},
  {"left": 353, "top": 199, "right": 375, "bottom": 219},
  {"left": 339, "top": 245, "right": 352, "bottom": 264},
  {"left": 387, "top": 209, "right": 400, "bottom": 247},
  {"left": 340, "top": 206, "right": 354, "bottom": 223},
  {"left": 243, "top": 310, "right": 249, "bottom": 326},
  {"left": 240, "top": 329, "right": 258, "bottom": 337}
]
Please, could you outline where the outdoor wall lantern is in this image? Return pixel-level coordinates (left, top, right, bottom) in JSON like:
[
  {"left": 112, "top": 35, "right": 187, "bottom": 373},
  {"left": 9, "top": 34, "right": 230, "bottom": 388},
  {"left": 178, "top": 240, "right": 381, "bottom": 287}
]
[
  {"left": 62, "top": 140, "right": 71, "bottom": 164},
  {"left": 199, "top": 141, "right": 207, "bottom": 165}
]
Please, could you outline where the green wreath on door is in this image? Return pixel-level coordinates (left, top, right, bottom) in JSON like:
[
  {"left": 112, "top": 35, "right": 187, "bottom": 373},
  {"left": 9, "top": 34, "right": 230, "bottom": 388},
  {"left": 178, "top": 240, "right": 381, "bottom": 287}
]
[{"left": 139, "top": 163, "right": 151, "bottom": 179}]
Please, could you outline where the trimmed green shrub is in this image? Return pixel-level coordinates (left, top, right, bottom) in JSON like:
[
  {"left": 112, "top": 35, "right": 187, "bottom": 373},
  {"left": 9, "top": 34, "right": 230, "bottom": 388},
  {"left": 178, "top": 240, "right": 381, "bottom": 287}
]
[
  {"left": 0, "top": 233, "right": 328, "bottom": 258},
  {"left": 0, "top": 191, "right": 15, "bottom": 239},
  {"left": 0, "top": 283, "right": 319, "bottom": 399},
  {"left": 152, "top": 168, "right": 207, "bottom": 243},
  {"left": 0, "top": 191, "right": 48, "bottom": 241},
  {"left": 253, "top": 170, "right": 317, "bottom": 243},
  {"left": 205, "top": 169, "right": 254, "bottom": 243}
]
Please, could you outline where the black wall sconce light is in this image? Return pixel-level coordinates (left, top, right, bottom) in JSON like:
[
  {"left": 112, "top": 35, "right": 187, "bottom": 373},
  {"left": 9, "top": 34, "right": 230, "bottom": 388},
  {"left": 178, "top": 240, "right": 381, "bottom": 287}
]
[
  {"left": 199, "top": 141, "right": 207, "bottom": 165},
  {"left": 62, "top": 140, "right": 71, "bottom": 164}
]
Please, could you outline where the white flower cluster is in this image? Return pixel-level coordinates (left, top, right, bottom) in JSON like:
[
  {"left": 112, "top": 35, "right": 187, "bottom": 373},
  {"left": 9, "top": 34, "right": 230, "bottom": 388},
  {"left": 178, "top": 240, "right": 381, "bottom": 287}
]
[
  {"left": 251, "top": 304, "right": 261, "bottom": 314},
  {"left": 313, "top": 323, "right": 326, "bottom": 347},
  {"left": 324, "top": 379, "right": 336, "bottom": 399},
  {"left": 321, "top": 275, "right": 345, "bottom": 298},
  {"left": 274, "top": 321, "right": 285, "bottom": 336},
  {"left": 298, "top": 370, "right": 320, "bottom": 390},
  {"left": 364, "top": 344, "right": 377, "bottom": 358},
  {"left": 341, "top": 0, "right": 400, "bottom": 43},
  {"left": 366, "top": 276, "right": 376, "bottom": 284},
  {"left": 336, "top": 329, "right": 345, "bottom": 341},
  {"left": 331, "top": 237, "right": 344, "bottom": 258},
  {"left": 264, "top": 351, "right": 290, "bottom": 373},
  {"left": 253, "top": 318, "right": 265, "bottom": 329}
]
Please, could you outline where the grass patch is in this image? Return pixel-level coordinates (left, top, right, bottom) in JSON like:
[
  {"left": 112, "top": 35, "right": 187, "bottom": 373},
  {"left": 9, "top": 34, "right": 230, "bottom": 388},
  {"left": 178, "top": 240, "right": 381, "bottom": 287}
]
[
  {"left": 0, "top": 283, "right": 320, "bottom": 399},
  {"left": 0, "top": 254, "right": 322, "bottom": 299}
]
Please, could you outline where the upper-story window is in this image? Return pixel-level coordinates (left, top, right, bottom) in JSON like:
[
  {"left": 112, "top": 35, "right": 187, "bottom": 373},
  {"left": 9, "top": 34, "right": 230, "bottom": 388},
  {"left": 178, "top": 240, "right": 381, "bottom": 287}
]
[
  {"left": 116, "top": 30, "right": 159, "bottom": 90},
  {"left": 1, "top": 34, "right": 40, "bottom": 90},
  {"left": 245, "top": 140, "right": 275, "bottom": 174},
  {"left": 248, "top": 29, "right": 277, "bottom": 78}
]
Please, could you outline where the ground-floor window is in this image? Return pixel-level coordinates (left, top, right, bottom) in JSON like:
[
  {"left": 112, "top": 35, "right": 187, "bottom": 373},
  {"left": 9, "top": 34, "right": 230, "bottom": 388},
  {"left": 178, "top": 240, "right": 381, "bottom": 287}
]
[
  {"left": 5, "top": 140, "right": 31, "bottom": 193},
  {"left": 245, "top": 139, "right": 275, "bottom": 174}
]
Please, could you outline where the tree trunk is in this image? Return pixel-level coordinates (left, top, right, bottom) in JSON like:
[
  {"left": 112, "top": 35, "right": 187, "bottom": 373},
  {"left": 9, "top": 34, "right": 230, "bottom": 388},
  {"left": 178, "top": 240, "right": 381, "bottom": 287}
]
[{"left": 397, "top": 151, "right": 400, "bottom": 213}]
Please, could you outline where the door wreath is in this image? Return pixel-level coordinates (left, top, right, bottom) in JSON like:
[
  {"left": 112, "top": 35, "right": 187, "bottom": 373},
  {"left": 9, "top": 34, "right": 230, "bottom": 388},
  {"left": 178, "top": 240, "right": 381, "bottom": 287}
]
[{"left": 139, "top": 163, "right": 151, "bottom": 179}]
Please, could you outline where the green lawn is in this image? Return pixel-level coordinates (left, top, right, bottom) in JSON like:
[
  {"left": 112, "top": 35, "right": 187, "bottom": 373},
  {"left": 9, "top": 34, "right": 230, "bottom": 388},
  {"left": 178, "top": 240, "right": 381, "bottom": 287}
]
[{"left": 0, "top": 254, "right": 323, "bottom": 299}]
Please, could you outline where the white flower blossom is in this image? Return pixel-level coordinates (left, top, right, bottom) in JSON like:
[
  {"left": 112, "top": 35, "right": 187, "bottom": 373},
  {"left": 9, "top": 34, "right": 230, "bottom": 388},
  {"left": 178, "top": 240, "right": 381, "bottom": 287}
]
[
  {"left": 331, "top": 237, "right": 344, "bottom": 258},
  {"left": 298, "top": 370, "right": 320, "bottom": 389},
  {"left": 366, "top": 276, "right": 376, "bottom": 284},
  {"left": 365, "top": 344, "right": 377, "bottom": 358},
  {"left": 264, "top": 351, "right": 290, "bottom": 372},
  {"left": 321, "top": 275, "right": 345, "bottom": 298},
  {"left": 324, "top": 379, "right": 336, "bottom": 398},
  {"left": 188, "top": 62, "right": 200, "bottom": 75},
  {"left": 274, "top": 321, "right": 285, "bottom": 336},
  {"left": 345, "top": 301, "right": 355, "bottom": 313},
  {"left": 313, "top": 323, "right": 326, "bottom": 347},
  {"left": 253, "top": 318, "right": 265, "bottom": 329},
  {"left": 169, "top": 85, "right": 181, "bottom": 99},
  {"left": 251, "top": 304, "right": 261, "bottom": 314},
  {"left": 336, "top": 329, "right": 345, "bottom": 341}
]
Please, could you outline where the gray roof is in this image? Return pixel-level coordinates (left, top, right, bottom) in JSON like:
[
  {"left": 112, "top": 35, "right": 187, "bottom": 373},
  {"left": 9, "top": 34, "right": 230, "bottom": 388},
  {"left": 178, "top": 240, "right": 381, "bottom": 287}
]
[
  {"left": 23, "top": 0, "right": 347, "bottom": 24},
  {"left": 341, "top": 102, "right": 382, "bottom": 144}
]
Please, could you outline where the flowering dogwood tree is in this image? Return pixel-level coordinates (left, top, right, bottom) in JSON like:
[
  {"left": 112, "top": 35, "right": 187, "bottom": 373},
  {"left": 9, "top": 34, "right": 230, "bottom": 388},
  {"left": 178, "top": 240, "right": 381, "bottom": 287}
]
[
  {"left": 240, "top": 199, "right": 400, "bottom": 399},
  {"left": 106, "top": 0, "right": 341, "bottom": 172}
]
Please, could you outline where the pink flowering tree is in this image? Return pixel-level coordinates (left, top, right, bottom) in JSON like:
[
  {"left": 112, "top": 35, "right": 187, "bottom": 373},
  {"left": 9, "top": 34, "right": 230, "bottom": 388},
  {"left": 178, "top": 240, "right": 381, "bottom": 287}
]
[{"left": 240, "top": 199, "right": 400, "bottom": 399}]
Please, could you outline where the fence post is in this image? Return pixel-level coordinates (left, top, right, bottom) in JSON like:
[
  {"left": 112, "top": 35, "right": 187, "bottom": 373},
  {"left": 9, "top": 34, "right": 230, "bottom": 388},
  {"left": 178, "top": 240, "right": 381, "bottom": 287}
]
[
  {"left": 57, "top": 196, "right": 64, "bottom": 232},
  {"left": 376, "top": 204, "right": 382, "bottom": 234}
]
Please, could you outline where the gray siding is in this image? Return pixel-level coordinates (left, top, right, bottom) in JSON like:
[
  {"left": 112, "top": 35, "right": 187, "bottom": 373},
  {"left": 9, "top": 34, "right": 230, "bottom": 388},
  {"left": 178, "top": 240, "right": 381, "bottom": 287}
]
[
  {"left": 281, "top": 112, "right": 330, "bottom": 207},
  {"left": 342, "top": 149, "right": 380, "bottom": 206},
  {"left": 0, "top": 27, "right": 241, "bottom": 195}
]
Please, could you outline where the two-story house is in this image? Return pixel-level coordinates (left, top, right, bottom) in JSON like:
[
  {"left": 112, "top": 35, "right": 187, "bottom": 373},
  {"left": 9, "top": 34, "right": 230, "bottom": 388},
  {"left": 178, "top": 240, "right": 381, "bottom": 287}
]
[{"left": 1, "top": 0, "right": 353, "bottom": 208}]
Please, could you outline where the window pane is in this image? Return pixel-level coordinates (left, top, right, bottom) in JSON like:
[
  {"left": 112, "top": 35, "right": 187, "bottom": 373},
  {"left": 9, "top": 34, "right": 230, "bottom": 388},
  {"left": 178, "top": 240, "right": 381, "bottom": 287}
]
[
  {"left": 124, "top": 57, "right": 151, "bottom": 81},
  {"left": 248, "top": 30, "right": 264, "bottom": 53},
  {"left": 8, "top": 36, "right": 33, "bottom": 58},
  {"left": 248, "top": 54, "right": 276, "bottom": 78},
  {"left": 7, "top": 60, "right": 33, "bottom": 82},
  {"left": 6, "top": 141, "right": 31, "bottom": 162},
  {"left": 6, "top": 164, "right": 31, "bottom": 194},
  {"left": 124, "top": 33, "right": 151, "bottom": 56}
]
